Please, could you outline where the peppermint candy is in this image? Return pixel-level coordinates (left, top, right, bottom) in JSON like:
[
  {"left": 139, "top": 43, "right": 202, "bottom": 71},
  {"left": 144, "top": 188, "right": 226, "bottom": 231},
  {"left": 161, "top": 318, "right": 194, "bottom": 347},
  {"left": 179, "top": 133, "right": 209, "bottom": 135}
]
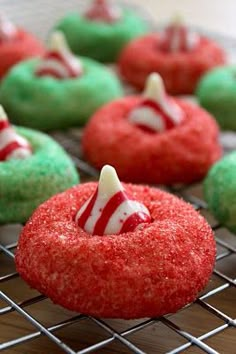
[
  {"left": 159, "top": 15, "right": 199, "bottom": 52},
  {"left": 128, "top": 73, "right": 184, "bottom": 133},
  {"left": 0, "top": 14, "right": 17, "bottom": 42},
  {"left": 0, "top": 106, "right": 32, "bottom": 161},
  {"left": 36, "top": 31, "right": 83, "bottom": 79},
  {"left": 85, "top": 0, "right": 122, "bottom": 23},
  {"left": 75, "top": 165, "right": 151, "bottom": 235}
]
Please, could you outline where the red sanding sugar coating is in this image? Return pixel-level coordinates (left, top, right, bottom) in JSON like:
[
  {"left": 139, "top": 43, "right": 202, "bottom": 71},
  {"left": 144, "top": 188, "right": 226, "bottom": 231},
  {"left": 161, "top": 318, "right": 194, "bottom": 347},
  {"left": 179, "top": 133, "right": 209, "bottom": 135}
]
[
  {"left": 82, "top": 97, "right": 222, "bottom": 185},
  {"left": 16, "top": 183, "right": 216, "bottom": 319},
  {"left": 118, "top": 34, "right": 226, "bottom": 94},
  {"left": 0, "top": 29, "right": 44, "bottom": 78}
]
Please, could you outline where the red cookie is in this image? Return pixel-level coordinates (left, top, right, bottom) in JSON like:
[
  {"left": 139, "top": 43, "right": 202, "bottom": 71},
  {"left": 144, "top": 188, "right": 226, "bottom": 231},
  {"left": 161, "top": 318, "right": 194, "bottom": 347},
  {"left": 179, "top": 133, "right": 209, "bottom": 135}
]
[
  {"left": 118, "top": 34, "right": 226, "bottom": 94},
  {"left": 0, "top": 29, "right": 44, "bottom": 78},
  {"left": 82, "top": 96, "right": 222, "bottom": 185},
  {"left": 16, "top": 183, "right": 215, "bottom": 319}
]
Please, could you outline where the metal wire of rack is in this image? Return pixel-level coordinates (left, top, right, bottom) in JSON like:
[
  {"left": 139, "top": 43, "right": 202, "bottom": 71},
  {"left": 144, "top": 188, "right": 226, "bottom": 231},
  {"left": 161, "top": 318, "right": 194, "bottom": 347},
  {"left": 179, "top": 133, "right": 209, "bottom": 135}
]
[
  {"left": 0, "top": 1, "right": 236, "bottom": 353},
  {"left": 0, "top": 130, "right": 236, "bottom": 354}
]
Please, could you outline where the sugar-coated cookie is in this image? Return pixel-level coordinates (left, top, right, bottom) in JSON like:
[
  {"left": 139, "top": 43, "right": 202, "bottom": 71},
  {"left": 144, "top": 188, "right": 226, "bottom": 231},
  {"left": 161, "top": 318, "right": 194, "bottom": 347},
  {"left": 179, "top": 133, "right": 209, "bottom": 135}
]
[
  {"left": 0, "top": 32, "right": 122, "bottom": 131},
  {"left": 0, "top": 14, "right": 44, "bottom": 79},
  {"left": 119, "top": 16, "right": 226, "bottom": 94},
  {"left": 16, "top": 165, "right": 215, "bottom": 319},
  {"left": 196, "top": 65, "right": 236, "bottom": 130},
  {"left": 204, "top": 151, "right": 236, "bottom": 233},
  {"left": 54, "top": 0, "right": 148, "bottom": 62},
  {"left": 0, "top": 106, "right": 79, "bottom": 224},
  {"left": 83, "top": 74, "right": 222, "bottom": 185}
]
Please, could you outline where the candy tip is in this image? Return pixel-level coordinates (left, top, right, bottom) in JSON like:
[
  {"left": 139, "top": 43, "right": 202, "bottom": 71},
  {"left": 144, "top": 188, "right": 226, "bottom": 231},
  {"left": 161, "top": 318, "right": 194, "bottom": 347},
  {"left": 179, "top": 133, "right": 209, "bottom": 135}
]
[
  {"left": 147, "top": 72, "right": 163, "bottom": 85},
  {"left": 48, "top": 30, "right": 69, "bottom": 52},
  {"left": 0, "top": 105, "right": 8, "bottom": 121},
  {"left": 100, "top": 164, "right": 119, "bottom": 183},
  {"left": 99, "top": 165, "right": 122, "bottom": 196},
  {"left": 171, "top": 13, "right": 183, "bottom": 26},
  {"left": 144, "top": 73, "right": 165, "bottom": 101}
]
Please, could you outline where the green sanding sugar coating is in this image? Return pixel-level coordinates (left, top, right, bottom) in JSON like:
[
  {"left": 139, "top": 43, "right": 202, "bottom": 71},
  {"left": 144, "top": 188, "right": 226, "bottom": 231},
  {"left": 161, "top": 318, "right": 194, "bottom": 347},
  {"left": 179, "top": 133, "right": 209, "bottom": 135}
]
[
  {"left": 0, "top": 57, "right": 123, "bottom": 131},
  {"left": 0, "top": 127, "right": 79, "bottom": 224},
  {"left": 196, "top": 65, "right": 236, "bottom": 130},
  {"left": 204, "top": 151, "right": 236, "bottom": 233},
  {"left": 54, "top": 10, "right": 148, "bottom": 62}
]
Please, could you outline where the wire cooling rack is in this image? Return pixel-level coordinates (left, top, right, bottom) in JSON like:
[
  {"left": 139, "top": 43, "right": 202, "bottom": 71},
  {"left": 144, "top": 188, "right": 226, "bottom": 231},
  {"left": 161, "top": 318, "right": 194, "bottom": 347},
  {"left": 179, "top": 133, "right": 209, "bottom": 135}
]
[
  {"left": 0, "top": 129, "right": 236, "bottom": 354},
  {"left": 0, "top": 1, "right": 236, "bottom": 353}
]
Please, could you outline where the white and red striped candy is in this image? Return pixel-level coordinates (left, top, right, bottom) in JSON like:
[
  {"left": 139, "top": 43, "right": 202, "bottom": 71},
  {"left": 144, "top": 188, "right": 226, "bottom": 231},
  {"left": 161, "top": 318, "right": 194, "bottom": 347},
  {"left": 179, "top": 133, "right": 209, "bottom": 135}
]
[
  {"left": 159, "top": 15, "right": 199, "bottom": 52},
  {"left": 85, "top": 0, "right": 122, "bottom": 23},
  {"left": 128, "top": 73, "right": 184, "bottom": 133},
  {"left": 36, "top": 31, "right": 83, "bottom": 79},
  {"left": 75, "top": 165, "right": 151, "bottom": 235},
  {"left": 0, "top": 106, "right": 32, "bottom": 161},
  {"left": 0, "top": 14, "right": 17, "bottom": 42}
]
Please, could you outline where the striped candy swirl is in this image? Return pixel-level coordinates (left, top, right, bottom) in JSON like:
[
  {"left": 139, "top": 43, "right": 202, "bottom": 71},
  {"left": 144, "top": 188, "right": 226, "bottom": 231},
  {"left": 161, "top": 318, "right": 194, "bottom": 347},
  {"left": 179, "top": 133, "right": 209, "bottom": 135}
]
[
  {"left": 129, "top": 73, "right": 184, "bottom": 133},
  {"left": 85, "top": 0, "right": 122, "bottom": 23},
  {"left": 159, "top": 16, "right": 199, "bottom": 52},
  {"left": 0, "top": 106, "right": 32, "bottom": 161},
  {"left": 75, "top": 165, "right": 151, "bottom": 235},
  {"left": 36, "top": 32, "right": 83, "bottom": 79}
]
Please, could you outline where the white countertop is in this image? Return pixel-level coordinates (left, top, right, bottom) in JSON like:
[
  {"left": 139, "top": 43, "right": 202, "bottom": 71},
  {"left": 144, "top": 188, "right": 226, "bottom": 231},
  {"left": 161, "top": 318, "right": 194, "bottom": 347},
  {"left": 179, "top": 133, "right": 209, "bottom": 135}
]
[
  {"left": 131, "top": 0, "right": 236, "bottom": 38},
  {"left": 1, "top": 0, "right": 236, "bottom": 40}
]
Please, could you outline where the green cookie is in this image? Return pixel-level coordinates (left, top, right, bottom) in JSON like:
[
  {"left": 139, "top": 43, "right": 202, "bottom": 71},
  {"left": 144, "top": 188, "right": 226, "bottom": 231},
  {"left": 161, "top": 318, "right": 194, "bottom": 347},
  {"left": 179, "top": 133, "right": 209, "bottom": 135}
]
[
  {"left": 204, "top": 151, "right": 236, "bottom": 232},
  {"left": 0, "top": 127, "right": 79, "bottom": 224},
  {"left": 0, "top": 58, "right": 122, "bottom": 131},
  {"left": 196, "top": 65, "right": 236, "bottom": 130},
  {"left": 54, "top": 10, "right": 148, "bottom": 62}
]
